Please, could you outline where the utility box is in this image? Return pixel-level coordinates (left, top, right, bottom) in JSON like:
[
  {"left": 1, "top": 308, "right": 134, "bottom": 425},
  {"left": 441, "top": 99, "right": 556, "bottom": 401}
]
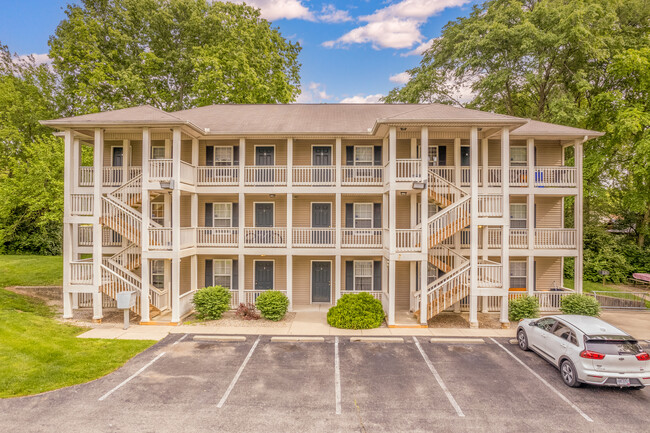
[{"left": 116, "top": 291, "right": 136, "bottom": 329}]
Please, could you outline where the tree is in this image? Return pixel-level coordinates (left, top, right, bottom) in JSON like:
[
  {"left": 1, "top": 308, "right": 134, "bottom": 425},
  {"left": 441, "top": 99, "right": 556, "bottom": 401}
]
[{"left": 48, "top": 0, "right": 302, "bottom": 114}]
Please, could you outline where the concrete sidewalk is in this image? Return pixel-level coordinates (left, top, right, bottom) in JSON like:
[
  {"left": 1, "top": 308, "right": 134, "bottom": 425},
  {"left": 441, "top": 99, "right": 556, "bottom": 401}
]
[{"left": 76, "top": 310, "right": 650, "bottom": 341}]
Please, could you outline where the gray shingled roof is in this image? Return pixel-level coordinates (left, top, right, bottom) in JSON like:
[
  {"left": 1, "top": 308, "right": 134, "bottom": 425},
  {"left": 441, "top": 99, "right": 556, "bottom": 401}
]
[
  {"left": 42, "top": 105, "right": 195, "bottom": 126},
  {"left": 511, "top": 119, "right": 604, "bottom": 137}
]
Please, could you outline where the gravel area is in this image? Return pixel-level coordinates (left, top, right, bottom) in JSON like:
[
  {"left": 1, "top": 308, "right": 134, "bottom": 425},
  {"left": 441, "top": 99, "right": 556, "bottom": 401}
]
[
  {"left": 184, "top": 310, "right": 296, "bottom": 327},
  {"left": 429, "top": 312, "right": 514, "bottom": 329}
]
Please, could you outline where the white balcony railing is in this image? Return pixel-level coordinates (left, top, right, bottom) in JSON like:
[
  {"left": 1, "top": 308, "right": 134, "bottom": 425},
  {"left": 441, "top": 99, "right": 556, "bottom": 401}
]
[
  {"left": 478, "top": 194, "right": 502, "bottom": 217},
  {"left": 510, "top": 229, "right": 529, "bottom": 249},
  {"left": 395, "top": 229, "right": 421, "bottom": 252},
  {"left": 477, "top": 261, "right": 502, "bottom": 287},
  {"left": 340, "top": 290, "right": 383, "bottom": 301},
  {"left": 535, "top": 228, "right": 577, "bottom": 248},
  {"left": 79, "top": 166, "right": 94, "bottom": 186},
  {"left": 149, "top": 227, "right": 172, "bottom": 250},
  {"left": 395, "top": 159, "right": 421, "bottom": 181},
  {"left": 244, "top": 289, "right": 287, "bottom": 304},
  {"left": 293, "top": 166, "right": 336, "bottom": 186},
  {"left": 71, "top": 194, "right": 94, "bottom": 216},
  {"left": 180, "top": 161, "right": 195, "bottom": 184},
  {"left": 460, "top": 167, "right": 471, "bottom": 186},
  {"left": 534, "top": 167, "right": 577, "bottom": 187},
  {"left": 244, "top": 166, "right": 287, "bottom": 186},
  {"left": 196, "top": 166, "right": 239, "bottom": 185},
  {"left": 244, "top": 227, "right": 287, "bottom": 247},
  {"left": 70, "top": 261, "right": 93, "bottom": 284},
  {"left": 197, "top": 227, "right": 239, "bottom": 246},
  {"left": 341, "top": 229, "right": 382, "bottom": 248},
  {"left": 78, "top": 226, "right": 122, "bottom": 247},
  {"left": 179, "top": 289, "right": 197, "bottom": 317},
  {"left": 509, "top": 167, "right": 528, "bottom": 187},
  {"left": 429, "top": 166, "right": 454, "bottom": 183},
  {"left": 487, "top": 167, "right": 502, "bottom": 186},
  {"left": 292, "top": 228, "right": 335, "bottom": 247},
  {"left": 341, "top": 166, "right": 383, "bottom": 185},
  {"left": 180, "top": 227, "right": 196, "bottom": 249},
  {"left": 102, "top": 167, "right": 123, "bottom": 186},
  {"left": 149, "top": 159, "right": 173, "bottom": 180}
]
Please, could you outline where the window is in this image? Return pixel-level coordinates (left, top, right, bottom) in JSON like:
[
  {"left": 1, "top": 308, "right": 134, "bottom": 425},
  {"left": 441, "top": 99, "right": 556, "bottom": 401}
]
[
  {"left": 354, "top": 203, "right": 373, "bottom": 228},
  {"left": 213, "top": 259, "right": 232, "bottom": 289},
  {"left": 510, "top": 261, "right": 527, "bottom": 289},
  {"left": 354, "top": 261, "right": 373, "bottom": 291},
  {"left": 213, "top": 203, "right": 232, "bottom": 228},
  {"left": 151, "top": 260, "right": 165, "bottom": 289},
  {"left": 354, "top": 146, "right": 373, "bottom": 166},
  {"left": 214, "top": 146, "right": 233, "bottom": 166},
  {"left": 510, "top": 204, "right": 527, "bottom": 229},
  {"left": 151, "top": 202, "right": 164, "bottom": 226},
  {"left": 428, "top": 146, "right": 438, "bottom": 166},
  {"left": 510, "top": 147, "right": 527, "bottom": 166},
  {"left": 535, "top": 317, "right": 557, "bottom": 332},
  {"left": 151, "top": 146, "right": 165, "bottom": 160},
  {"left": 553, "top": 322, "right": 574, "bottom": 343}
]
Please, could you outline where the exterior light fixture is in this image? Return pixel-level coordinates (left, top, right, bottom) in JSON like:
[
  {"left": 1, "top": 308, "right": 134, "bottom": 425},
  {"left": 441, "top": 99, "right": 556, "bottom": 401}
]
[
  {"left": 160, "top": 180, "right": 175, "bottom": 190},
  {"left": 412, "top": 181, "right": 426, "bottom": 190},
  {"left": 400, "top": 127, "right": 407, "bottom": 131},
  {"left": 400, "top": 191, "right": 407, "bottom": 196},
  {"left": 269, "top": 194, "right": 276, "bottom": 198}
]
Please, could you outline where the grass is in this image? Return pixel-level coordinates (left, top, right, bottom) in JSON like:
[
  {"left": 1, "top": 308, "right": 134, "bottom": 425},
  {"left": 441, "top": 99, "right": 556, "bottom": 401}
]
[
  {"left": 565, "top": 279, "right": 650, "bottom": 308},
  {"left": 0, "top": 255, "right": 155, "bottom": 398}
]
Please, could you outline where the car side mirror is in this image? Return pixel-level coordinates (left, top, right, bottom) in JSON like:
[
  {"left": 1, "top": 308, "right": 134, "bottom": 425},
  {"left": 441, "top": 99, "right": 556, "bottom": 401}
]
[{"left": 528, "top": 321, "right": 536, "bottom": 327}]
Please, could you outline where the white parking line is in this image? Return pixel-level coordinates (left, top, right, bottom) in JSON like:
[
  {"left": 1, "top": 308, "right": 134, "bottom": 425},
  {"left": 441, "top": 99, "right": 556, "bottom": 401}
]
[
  {"left": 490, "top": 338, "right": 593, "bottom": 423},
  {"left": 172, "top": 334, "right": 188, "bottom": 345},
  {"left": 98, "top": 352, "right": 166, "bottom": 401},
  {"left": 217, "top": 336, "right": 260, "bottom": 409},
  {"left": 412, "top": 337, "right": 465, "bottom": 418},
  {"left": 334, "top": 336, "right": 341, "bottom": 415}
]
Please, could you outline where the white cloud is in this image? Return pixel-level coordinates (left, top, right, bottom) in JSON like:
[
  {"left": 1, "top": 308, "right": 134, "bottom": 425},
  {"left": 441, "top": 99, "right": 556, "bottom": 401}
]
[
  {"left": 16, "top": 53, "right": 51, "bottom": 66},
  {"left": 228, "top": 0, "right": 315, "bottom": 21},
  {"left": 389, "top": 72, "right": 411, "bottom": 84},
  {"left": 323, "top": 0, "right": 470, "bottom": 50},
  {"left": 402, "top": 38, "right": 436, "bottom": 56},
  {"left": 296, "top": 82, "right": 333, "bottom": 103},
  {"left": 319, "top": 4, "right": 352, "bottom": 23},
  {"left": 340, "top": 93, "right": 384, "bottom": 103}
]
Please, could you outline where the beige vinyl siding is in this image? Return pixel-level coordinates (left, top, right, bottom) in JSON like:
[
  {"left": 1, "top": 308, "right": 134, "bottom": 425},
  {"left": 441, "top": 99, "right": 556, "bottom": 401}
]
[
  {"left": 181, "top": 140, "right": 192, "bottom": 163},
  {"left": 396, "top": 139, "right": 412, "bottom": 159},
  {"left": 292, "top": 256, "right": 335, "bottom": 305},
  {"left": 198, "top": 139, "right": 239, "bottom": 166},
  {"left": 180, "top": 195, "right": 191, "bottom": 227},
  {"left": 535, "top": 257, "right": 562, "bottom": 290},
  {"left": 197, "top": 194, "right": 239, "bottom": 226},
  {"left": 103, "top": 141, "right": 123, "bottom": 167},
  {"left": 488, "top": 139, "right": 501, "bottom": 166},
  {"left": 244, "top": 256, "right": 286, "bottom": 291},
  {"left": 293, "top": 139, "right": 336, "bottom": 165},
  {"left": 180, "top": 257, "right": 191, "bottom": 294},
  {"left": 535, "top": 197, "right": 562, "bottom": 228},
  {"left": 340, "top": 194, "right": 382, "bottom": 226},
  {"left": 197, "top": 255, "right": 238, "bottom": 289},
  {"left": 293, "top": 195, "right": 336, "bottom": 228},
  {"left": 245, "top": 139, "right": 287, "bottom": 165},
  {"left": 245, "top": 195, "right": 287, "bottom": 227},
  {"left": 535, "top": 140, "right": 563, "bottom": 166},
  {"left": 395, "top": 261, "right": 410, "bottom": 310},
  {"left": 130, "top": 140, "right": 142, "bottom": 166},
  {"left": 396, "top": 195, "right": 412, "bottom": 229}
]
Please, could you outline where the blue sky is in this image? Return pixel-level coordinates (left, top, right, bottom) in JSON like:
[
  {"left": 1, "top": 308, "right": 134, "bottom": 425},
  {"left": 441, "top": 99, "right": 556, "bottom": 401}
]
[{"left": 0, "top": 0, "right": 481, "bottom": 103}]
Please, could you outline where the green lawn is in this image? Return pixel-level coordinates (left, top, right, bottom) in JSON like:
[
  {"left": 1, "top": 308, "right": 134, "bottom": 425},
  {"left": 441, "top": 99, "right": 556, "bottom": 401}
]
[
  {"left": 0, "top": 255, "right": 155, "bottom": 398},
  {"left": 565, "top": 279, "right": 650, "bottom": 308}
]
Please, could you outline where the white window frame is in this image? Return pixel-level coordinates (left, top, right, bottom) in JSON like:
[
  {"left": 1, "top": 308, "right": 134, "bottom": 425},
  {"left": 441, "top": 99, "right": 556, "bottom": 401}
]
[
  {"left": 151, "top": 202, "right": 165, "bottom": 226},
  {"left": 213, "top": 146, "right": 234, "bottom": 166},
  {"left": 151, "top": 259, "right": 165, "bottom": 289},
  {"left": 213, "top": 259, "right": 232, "bottom": 289},
  {"left": 510, "top": 146, "right": 528, "bottom": 166},
  {"left": 354, "top": 145, "right": 373, "bottom": 166},
  {"left": 353, "top": 260, "right": 373, "bottom": 291},
  {"left": 353, "top": 203, "right": 373, "bottom": 228},
  {"left": 213, "top": 202, "right": 233, "bottom": 228},
  {"left": 510, "top": 261, "right": 527, "bottom": 289},
  {"left": 428, "top": 146, "right": 439, "bottom": 167},
  {"left": 151, "top": 145, "right": 166, "bottom": 160},
  {"left": 510, "top": 203, "right": 527, "bottom": 229}
]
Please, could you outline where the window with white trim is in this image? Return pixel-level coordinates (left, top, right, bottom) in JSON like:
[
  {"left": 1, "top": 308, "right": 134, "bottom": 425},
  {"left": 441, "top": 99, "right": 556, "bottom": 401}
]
[
  {"left": 151, "top": 202, "right": 164, "bottom": 226},
  {"left": 510, "top": 203, "right": 527, "bottom": 229},
  {"left": 354, "top": 203, "right": 373, "bottom": 228},
  {"left": 214, "top": 146, "right": 233, "bottom": 166},
  {"left": 354, "top": 146, "right": 373, "bottom": 166},
  {"left": 510, "top": 261, "right": 527, "bottom": 289},
  {"left": 510, "top": 147, "right": 527, "bottom": 166},
  {"left": 213, "top": 203, "right": 232, "bottom": 228},
  {"left": 151, "top": 260, "right": 165, "bottom": 289},
  {"left": 428, "top": 146, "right": 438, "bottom": 166},
  {"left": 213, "top": 259, "right": 232, "bottom": 289},
  {"left": 354, "top": 261, "right": 373, "bottom": 291},
  {"left": 151, "top": 146, "right": 166, "bottom": 160}
]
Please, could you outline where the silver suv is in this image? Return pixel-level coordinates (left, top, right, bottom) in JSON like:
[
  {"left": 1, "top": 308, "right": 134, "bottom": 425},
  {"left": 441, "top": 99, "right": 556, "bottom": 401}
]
[{"left": 517, "top": 315, "right": 649, "bottom": 389}]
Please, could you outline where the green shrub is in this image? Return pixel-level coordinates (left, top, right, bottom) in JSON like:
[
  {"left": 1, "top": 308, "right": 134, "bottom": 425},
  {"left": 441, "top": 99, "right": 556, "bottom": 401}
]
[
  {"left": 255, "top": 290, "right": 289, "bottom": 321},
  {"left": 560, "top": 294, "right": 601, "bottom": 316},
  {"left": 508, "top": 295, "right": 540, "bottom": 321},
  {"left": 327, "top": 293, "right": 384, "bottom": 329},
  {"left": 192, "top": 286, "right": 231, "bottom": 320}
]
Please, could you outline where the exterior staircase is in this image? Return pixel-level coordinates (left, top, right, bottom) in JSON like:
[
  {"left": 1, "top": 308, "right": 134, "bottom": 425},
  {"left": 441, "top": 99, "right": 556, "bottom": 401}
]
[{"left": 98, "top": 175, "right": 168, "bottom": 318}]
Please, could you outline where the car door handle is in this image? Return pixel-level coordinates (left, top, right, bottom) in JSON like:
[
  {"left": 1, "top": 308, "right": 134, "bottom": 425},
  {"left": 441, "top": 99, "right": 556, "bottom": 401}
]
[{"left": 560, "top": 343, "right": 567, "bottom": 348}]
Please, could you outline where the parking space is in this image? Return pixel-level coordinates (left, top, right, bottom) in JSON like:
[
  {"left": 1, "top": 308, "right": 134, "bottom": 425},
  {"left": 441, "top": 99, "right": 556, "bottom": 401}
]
[{"left": 0, "top": 334, "right": 648, "bottom": 433}]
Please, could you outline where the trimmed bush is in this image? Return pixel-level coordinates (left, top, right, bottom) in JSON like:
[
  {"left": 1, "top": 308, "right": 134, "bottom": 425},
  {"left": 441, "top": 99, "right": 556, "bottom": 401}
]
[
  {"left": 560, "top": 294, "right": 601, "bottom": 316},
  {"left": 255, "top": 290, "right": 289, "bottom": 321},
  {"left": 192, "top": 286, "right": 231, "bottom": 320},
  {"left": 508, "top": 295, "right": 540, "bottom": 322},
  {"left": 327, "top": 293, "right": 384, "bottom": 329}
]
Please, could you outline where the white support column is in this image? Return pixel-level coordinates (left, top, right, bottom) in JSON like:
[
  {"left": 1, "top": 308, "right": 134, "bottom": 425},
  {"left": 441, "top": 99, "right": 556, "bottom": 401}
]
[
  {"left": 527, "top": 255, "right": 534, "bottom": 295},
  {"left": 191, "top": 254, "right": 197, "bottom": 292},
  {"left": 389, "top": 127, "right": 397, "bottom": 185},
  {"left": 454, "top": 137, "right": 461, "bottom": 187},
  {"left": 287, "top": 193, "right": 293, "bottom": 248},
  {"left": 141, "top": 257, "right": 150, "bottom": 322},
  {"left": 72, "top": 137, "right": 80, "bottom": 189},
  {"left": 336, "top": 137, "right": 342, "bottom": 249},
  {"left": 287, "top": 138, "right": 293, "bottom": 187},
  {"left": 335, "top": 138, "right": 342, "bottom": 187},
  {"left": 286, "top": 256, "right": 293, "bottom": 311},
  {"left": 420, "top": 126, "right": 429, "bottom": 324},
  {"left": 122, "top": 139, "right": 129, "bottom": 183},
  {"left": 527, "top": 138, "right": 535, "bottom": 250},
  {"left": 409, "top": 261, "right": 416, "bottom": 311},
  {"left": 528, "top": 137, "right": 535, "bottom": 187},
  {"left": 388, "top": 127, "right": 397, "bottom": 258},
  {"left": 528, "top": 193, "right": 535, "bottom": 250},
  {"left": 388, "top": 258, "right": 396, "bottom": 326},
  {"left": 481, "top": 295, "right": 489, "bottom": 313},
  {"left": 191, "top": 138, "right": 199, "bottom": 167},
  {"left": 171, "top": 127, "right": 181, "bottom": 322},
  {"left": 335, "top": 192, "right": 341, "bottom": 248},
  {"left": 238, "top": 254, "right": 245, "bottom": 306},
  {"left": 469, "top": 127, "right": 479, "bottom": 328},
  {"left": 191, "top": 193, "right": 198, "bottom": 229},
  {"left": 238, "top": 192, "right": 245, "bottom": 247},
  {"left": 239, "top": 138, "right": 245, "bottom": 188},
  {"left": 481, "top": 138, "right": 488, "bottom": 188},
  {"left": 141, "top": 128, "right": 151, "bottom": 321},
  {"left": 575, "top": 138, "right": 584, "bottom": 294},
  {"left": 92, "top": 128, "right": 104, "bottom": 321},
  {"left": 335, "top": 255, "right": 341, "bottom": 302},
  {"left": 62, "top": 130, "right": 74, "bottom": 318},
  {"left": 500, "top": 127, "right": 511, "bottom": 325}
]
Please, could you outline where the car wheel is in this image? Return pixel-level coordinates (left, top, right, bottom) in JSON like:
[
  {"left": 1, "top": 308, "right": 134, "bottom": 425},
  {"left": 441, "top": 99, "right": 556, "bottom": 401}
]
[
  {"left": 560, "top": 360, "right": 581, "bottom": 388},
  {"left": 517, "top": 329, "right": 529, "bottom": 351}
]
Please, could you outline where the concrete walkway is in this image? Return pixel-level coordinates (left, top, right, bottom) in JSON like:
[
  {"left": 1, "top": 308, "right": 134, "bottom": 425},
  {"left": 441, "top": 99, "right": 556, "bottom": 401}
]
[{"left": 76, "top": 310, "right": 650, "bottom": 341}]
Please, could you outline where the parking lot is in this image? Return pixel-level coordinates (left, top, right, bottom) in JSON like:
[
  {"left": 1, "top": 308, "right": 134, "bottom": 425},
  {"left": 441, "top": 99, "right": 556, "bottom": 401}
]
[{"left": 1, "top": 334, "right": 648, "bottom": 432}]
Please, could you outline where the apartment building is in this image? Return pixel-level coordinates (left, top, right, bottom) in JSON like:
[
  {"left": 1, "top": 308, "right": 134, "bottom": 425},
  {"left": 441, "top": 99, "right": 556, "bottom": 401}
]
[{"left": 42, "top": 104, "right": 602, "bottom": 327}]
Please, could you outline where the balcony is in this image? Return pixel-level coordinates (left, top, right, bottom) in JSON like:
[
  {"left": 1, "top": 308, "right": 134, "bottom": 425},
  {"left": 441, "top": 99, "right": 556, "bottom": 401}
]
[
  {"left": 394, "top": 159, "right": 422, "bottom": 182},
  {"left": 293, "top": 228, "right": 335, "bottom": 247},
  {"left": 149, "top": 159, "right": 173, "bottom": 181},
  {"left": 196, "top": 166, "right": 239, "bottom": 185},
  {"left": 196, "top": 227, "right": 239, "bottom": 247},
  {"left": 244, "top": 227, "right": 287, "bottom": 247},
  {"left": 395, "top": 229, "right": 421, "bottom": 252},
  {"left": 485, "top": 228, "right": 577, "bottom": 249},
  {"left": 477, "top": 194, "right": 503, "bottom": 217},
  {"left": 244, "top": 166, "right": 287, "bottom": 186},
  {"left": 71, "top": 194, "right": 94, "bottom": 216},
  {"left": 78, "top": 166, "right": 141, "bottom": 187},
  {"left": 78, "top": 226, "right": 122, "bottom": 247},
  {"left": 149, "top": 227, "right": 172, "bottom": 250},
  {"left": 293, "top": 166, "right": 336, "bottom": 186},
  {"left": 341, "top": 228, "right": 382, "bottom": 248},
  {"left": 477, "top": 260, "right": 502, "bottom": 287},
  {"left": 70, "top": 260, "right": 93, "bottom": 284},
  {"left": 342, "top": 166, "right": 383, "bottom": 186}
]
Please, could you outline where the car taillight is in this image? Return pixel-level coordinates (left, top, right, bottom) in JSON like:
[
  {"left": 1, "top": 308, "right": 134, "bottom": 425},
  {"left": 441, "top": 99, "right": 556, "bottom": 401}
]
[
  {"left": 636, "top": 352, "right": 650, "bottom": 361},
  {"left": 580, "top": 350, "right": 605, "bottom": 360}
]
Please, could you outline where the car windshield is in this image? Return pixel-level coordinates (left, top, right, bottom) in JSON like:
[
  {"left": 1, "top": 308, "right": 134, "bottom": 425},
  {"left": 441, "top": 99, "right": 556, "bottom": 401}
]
[{"left": 585, "top": 338, "right": 643, "bottom": 356}]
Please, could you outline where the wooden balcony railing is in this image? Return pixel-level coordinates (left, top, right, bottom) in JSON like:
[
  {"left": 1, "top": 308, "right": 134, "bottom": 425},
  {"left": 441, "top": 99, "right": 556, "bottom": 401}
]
[
  {"left": 292, "top": 228, "right": 335, "bottom": 247},
  {"left": 535, "top": 228, "right": 577, "bottom": 248},
  {"left": 70, "top": 260, "right": 93, "bottom": 284},
  {"left": 534, "top": 167, "right": 576, "bottom": 187},
  {"left": 71, "top": 194, "right": 94, "bottom": 216},
  {"left": 510, "top": 229, "right": 529, "bottom": 249},
  {"left": 197, "top": 227, "right": 239, "bottom": 246},
  {"left": 196, "top": 166, "right": 239, "bottom": 185},
  {"left": 149, "top": 227, "right": 172, "bottom": 250},
  {"left": 341, "top": 166, "right": 383, "bottom": 185},
  {"left": 293, "top": 166, "right": 336, "bottom": 186},
  {"left": 478, "top": 194, "right": 502, "bottom": 217},
  {"left": 78, "top": 226, "right": 122, "bottom": 247},
  {"left": 341, "top": 228, "right": 382, "bottom": 248},
  {"left": 244, "top": 166, "right": 287, "bottom": 186},
  {"left": 244, "top": 227, "right": 287, "bottom": 247},
  {"left": 180, "top": 161, "right": 195, "bottom": 184},
  {"left": 180, "top": 227, "right": 196, "bottom": 249},
  {"left": 395, "top": 229, "right": 421, "bottom": 252},
  {"left": 395, "top": 159, "right": 421, "bottom": 181},
  {"left": 477, "top": 260, "right": 502, "bottom": 287},
  {"left": 149, "top": 159, "right": 173, "bottom": 180}
]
